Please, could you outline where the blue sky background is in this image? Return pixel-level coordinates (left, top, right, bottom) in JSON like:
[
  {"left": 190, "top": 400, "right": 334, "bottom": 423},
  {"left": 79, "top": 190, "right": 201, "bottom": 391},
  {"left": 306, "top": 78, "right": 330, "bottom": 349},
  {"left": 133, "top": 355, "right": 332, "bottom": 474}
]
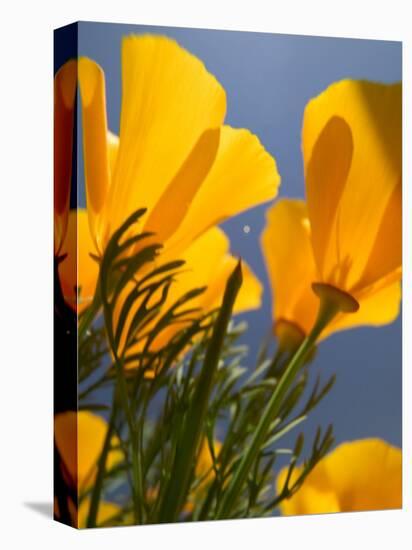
[{"left": 71, "top": 22, "right": 402, "bottom": 451}]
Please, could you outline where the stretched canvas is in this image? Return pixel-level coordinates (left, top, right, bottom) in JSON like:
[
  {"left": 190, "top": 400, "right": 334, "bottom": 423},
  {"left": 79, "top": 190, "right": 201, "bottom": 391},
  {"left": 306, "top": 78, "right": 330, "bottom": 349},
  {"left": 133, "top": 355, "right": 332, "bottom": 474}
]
[{"left": 54, "top": 21, "right": 402, "bottom": 528}]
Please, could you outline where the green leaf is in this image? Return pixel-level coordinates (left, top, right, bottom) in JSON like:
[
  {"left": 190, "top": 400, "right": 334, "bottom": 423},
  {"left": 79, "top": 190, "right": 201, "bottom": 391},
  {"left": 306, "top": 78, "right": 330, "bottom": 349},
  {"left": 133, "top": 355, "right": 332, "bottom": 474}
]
[{"left": 157, "top": 261, "right": 243, "bottom": 523}]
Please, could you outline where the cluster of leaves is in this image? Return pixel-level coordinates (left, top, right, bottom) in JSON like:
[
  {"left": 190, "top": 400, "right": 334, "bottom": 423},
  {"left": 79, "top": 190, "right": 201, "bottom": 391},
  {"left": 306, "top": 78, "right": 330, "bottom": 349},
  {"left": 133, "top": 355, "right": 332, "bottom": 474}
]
[{"left": 76, "top": 208, "right": 335, "bottom": 527}]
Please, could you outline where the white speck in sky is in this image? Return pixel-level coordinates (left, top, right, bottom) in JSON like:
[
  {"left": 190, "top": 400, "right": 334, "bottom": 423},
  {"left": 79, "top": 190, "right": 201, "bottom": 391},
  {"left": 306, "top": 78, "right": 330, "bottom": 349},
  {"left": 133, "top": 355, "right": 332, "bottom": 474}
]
[{"left": 243, "top": 225, "right": 251, "bottom": 234}]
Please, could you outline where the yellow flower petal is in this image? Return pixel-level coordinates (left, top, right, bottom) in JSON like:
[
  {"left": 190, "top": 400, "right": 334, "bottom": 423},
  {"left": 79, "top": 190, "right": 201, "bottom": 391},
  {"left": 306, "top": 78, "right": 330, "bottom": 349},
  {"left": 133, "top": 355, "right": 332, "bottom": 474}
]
[
  {"left": 141, "top": 228, "right": 242, "bottom": 353},
  {"left": 105, "top": 35, "right": 226, "bottom": 236},
  {"left": 261, "top": 198, "right": 401, "bottom": 341},
  {"left": 353, "top": 181, "right": 402, "bottom": 291},
  {"left": 261, "top": 199, "right": 318, "bottom": 335},
  {"left": 305, "top": 116, "right": 353, "bottom": 284},
  {"left": 162, "top": 227, "right": 262, "bottom": 321},
  {"left": 107, "top": 130, "right": 119, "bottom": 177},
  {"left": 234, "top": 260, "right": 263, "bottom": 313},
  {"left": 168, "top": 125, "right": 280, "bottom": 253},
  {"left": 207, "top": 255, "right": 263, "bottom": 314},
  {"left": 78, "top": 498, "right": 122, "bottom": 528},
  {"left": 323, "top": 439, "right": 402, "bottom": 511},
  {"left": 143, "top": 128, "right": 221, "bottom": 244},
  {"left": 78, "top": 58, "right": 111, "bottom": 252},
  {"left": 277, "top": 438, "right": 402, "bottom": 515},
  {"left": 303, "top": 80, "right": 402, "bottom": 291},
  {"left": 54, "top": 60, "right": 77, "bottom": 254},
  {"left": 114, "top": 227, "right": 262, "bottom": 363},
  {"left": 279, "top": 483, "right": 341, "bottom": 516},
  {"left": 182, "top": 439, "right": 222, "bottom": 514},
  {"left": 195, "top": 439, "right": 222, "bottom": 489},
  {"left": 54, "top": 411, "right": 77, "bottom": 487},
  {"left": 324, "top": 281, "right": 401, "bottom": 337},
  {"left": 54, "top": 411, "right": 123, "bottom": 493},
  {"left": 169, "top": 227, "right": 232, "bottom": 305},
  {"left": 58, "top": 209, "right": 99, "bottom": 313}
]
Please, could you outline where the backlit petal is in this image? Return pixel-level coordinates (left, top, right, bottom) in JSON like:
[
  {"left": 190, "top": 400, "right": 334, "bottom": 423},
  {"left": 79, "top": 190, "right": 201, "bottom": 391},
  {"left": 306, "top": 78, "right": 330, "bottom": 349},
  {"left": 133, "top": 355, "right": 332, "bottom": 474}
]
[
  {"left": 324, "top": 281, "right": 401, "bottom": 338},
  {"left": 112, "top": 227, "right": 228, "bottom": 360},
  {"left": 303, "top": 80, "right": 402, "bottom": 291},
  {"left": 195, "top": 439, "right": 222, "bottom": 489},
  {"left": 305, "top": 116, "right": 353, "bottom": 284},
  {"left": 354, "top": 181, "right": 402, "bottom": 291},
  {"left": 148, "top": 228, "right": 252, "bottom": 351},
  {"left": 207, "top": 255, "right": 262, "bottom": 314},
  {"left": 107, "top": 131, "right": 119, "bottom": 177},
  {"left": 277, "top": 439, "right": 401, "bottom": 515},
  {"left": 277, "top": 472, "right": 340, "bottom": 516},
  {"left": 78, "top": 498, "right": 122, "bottom": 529},
  {"left": 163, "top": 227, "right": 262, "bottom": 316},
  {"left": 105, "top": 35, "right": 226, "bottom": 236},
  {"left": 54, "top": 60, "right": 77, "bottom": 254},
  {"left": 168, "top": 126, "right": 280, "bottom": 253},
  {"left": 261, "top": 199, "right": 318, "bottom": 334},
  {"left": 58, "top": 209, "right": 99, "bottom": 313},
  {"left": 55, "top": 411, "right": 123, "bottom": 493},
  {"left": 54, "top": 411, "right": 77, "bottom": 487},
  {"left": 116, "top": 228, "right": 262, "bottom": 361},
  {"left": 321, "top": 439, "right": 402, "bottom": 511},
  {"left": 79, "top": 58, "right": 111, "bottom": 252},
  {"left": 144, "top": 128, "right": 220, "bottom": 243}
]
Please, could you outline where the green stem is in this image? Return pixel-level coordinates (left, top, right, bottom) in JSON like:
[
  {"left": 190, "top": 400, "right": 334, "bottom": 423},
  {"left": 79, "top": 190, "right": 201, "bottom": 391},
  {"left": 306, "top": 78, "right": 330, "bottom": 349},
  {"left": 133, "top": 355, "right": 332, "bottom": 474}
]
[
  {"left": 266, "top": 347, "right": 285, "bottom": 378},
  {"left": 100, "top": 285, "right": 144, "bottom": 524},
  {"left": 215, "top": 292, "right": 342, "bottom": 519},
  {"left": 115, "top": 357, "right": 144, "bottom": 524},
  {"left": 157, "top": 262, "right": 242, "bottom": 523},
  {"left": 86, "top": 395, "right": 118, "bottom": 528}
]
